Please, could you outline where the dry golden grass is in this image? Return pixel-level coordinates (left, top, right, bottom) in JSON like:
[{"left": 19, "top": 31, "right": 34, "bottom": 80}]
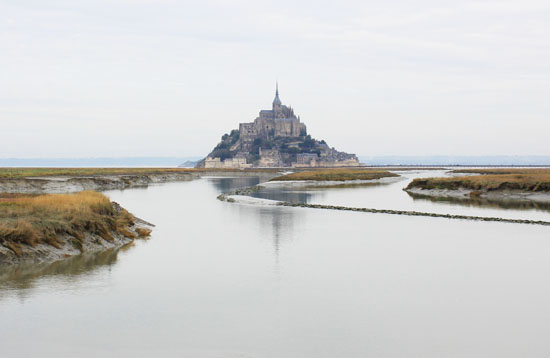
[
  {"left": 452, "top": 168, "right": 550, "bottom": 175},
  {"left": 407, "top": 169, "right": 550, "bottom": 192},
  {"left": 135, "top": 228, "right": 152, "bottom": 237},
  {"left": 270, "top": 168, "right": 398, "bottom": 182},
  {"left": 0, "top": 191, "right": 139, "bottom": 256},
  {"left": 0, "top": 167, "right": 283, "bottom": 179},
  {"left": 0, "top": 168, "right": 198, "bottom": 179}
]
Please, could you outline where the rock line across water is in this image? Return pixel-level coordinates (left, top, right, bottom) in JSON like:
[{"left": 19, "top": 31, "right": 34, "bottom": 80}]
[{"left": 218, "top": 184, "right": 550, "bottom": 227}]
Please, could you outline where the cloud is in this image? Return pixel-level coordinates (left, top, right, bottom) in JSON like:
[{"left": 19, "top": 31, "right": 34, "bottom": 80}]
[{"left": 1, "top": 0, "right": 549, "bottom": 157}]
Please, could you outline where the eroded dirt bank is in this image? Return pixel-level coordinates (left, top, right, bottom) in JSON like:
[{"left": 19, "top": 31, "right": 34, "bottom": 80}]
[
  {"left": 405, "top": 187, "right": 550, "bottom": 204},
  {"left": 404, "top": 169, "right": 550, "bottom": 204},
  {"left": 0, "top": 190, "right": 155, "bottom": 265},
  {"left": 0, "top": 172, "right": 201, "bottom": 194},
  {"left": 0, "top": 208, "right": 153, "bottom": 265},
  {"left": 0, "top": 170, "right": 283, "bottom": 194},
  {"left": 0, "top": 171, "right": 282, "bottom": 265}
]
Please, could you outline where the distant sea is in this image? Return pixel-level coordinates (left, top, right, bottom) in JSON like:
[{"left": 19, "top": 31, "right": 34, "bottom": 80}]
[
  {"left": 0, "top": 157, "right": 202, "bottom": 168},
  {"left": 1, "top": 156, "right": 549, "bottom": 168},
  {"left": 360, "top": 156, "right": 550, "bottom": 166}
]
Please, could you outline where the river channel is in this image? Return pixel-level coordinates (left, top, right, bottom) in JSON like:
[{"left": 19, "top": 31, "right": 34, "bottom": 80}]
[{"left": 1, "top": 170, "right": 550, "bottom": 357}]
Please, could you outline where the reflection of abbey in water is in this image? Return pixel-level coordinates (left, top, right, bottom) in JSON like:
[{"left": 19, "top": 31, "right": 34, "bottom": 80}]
[
  {"left": 208, "top": 177, "right": 261, "bottom": 194},
  {"left": 197, "top": 84, "right": 362, "bottom": 169},
  {"left": 249, "top": 186, "right": 314, "bottom": 204}
]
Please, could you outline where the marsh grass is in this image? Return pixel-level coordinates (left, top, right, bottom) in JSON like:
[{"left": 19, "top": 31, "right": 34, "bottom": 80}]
[
  {"left": 302, "top": 182, "right": 392, "bottom": 190},
  {"left": 0, "top": 191, "right": 138, "bottom": 256},
  {"left": 452, "top": 168, "right": 550, "bottom": 175},
  {"left": 0, "top": 167, "right": 282, "bottom": 179},
  {"left": 270, "top": 169, "right": 398, "bottom": 182},
  {"left": 0, "top": 168, "right": 197, "bottom": 179},
  {"left": 407, "top": 169, "right": 550, "bottom": 192},
  {"left": 135, "top": 228, "right": 152, "bottom": 237}
]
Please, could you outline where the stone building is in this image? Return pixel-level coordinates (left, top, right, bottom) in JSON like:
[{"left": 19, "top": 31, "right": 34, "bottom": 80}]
[
  {"left": 294, "top": 153, "right": 318, "bottom": 167},
  {"left": 197, "top": 84, "right": 362, "bottom": 168},
  {"left": 239, "top": 84, "right": 306, "bottom": 151},
  {"left": 204, "top": 154, "right": 252, "bottom": 169}
]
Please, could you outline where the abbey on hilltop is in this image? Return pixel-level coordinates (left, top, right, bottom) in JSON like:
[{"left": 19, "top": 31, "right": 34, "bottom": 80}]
[{"left": 196, "top": 84, "right": 362, "bottom": 168}]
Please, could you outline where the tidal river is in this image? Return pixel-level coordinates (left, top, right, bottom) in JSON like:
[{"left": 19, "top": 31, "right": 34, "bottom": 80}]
[{"left": 1, "top": 170, "right": 550, "bottom": 357}]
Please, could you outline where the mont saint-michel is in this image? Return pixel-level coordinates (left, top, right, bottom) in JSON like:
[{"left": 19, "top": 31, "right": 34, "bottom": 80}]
[{"left": 196, "top": 85, "right": 361, "bottom": 168}]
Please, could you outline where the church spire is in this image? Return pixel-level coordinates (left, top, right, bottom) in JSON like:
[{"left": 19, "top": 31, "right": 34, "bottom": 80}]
[{"left": 273, "top": 81, "right": 282, "bottom": 107}]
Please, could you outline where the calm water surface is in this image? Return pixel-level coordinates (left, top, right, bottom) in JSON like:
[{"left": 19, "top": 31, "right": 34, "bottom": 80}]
[
  {"left": 252, "top": 170, "right": 550, "bottom": 221},
  {"left": 1, "top": 171, "right": 550, "bottom": 357}
]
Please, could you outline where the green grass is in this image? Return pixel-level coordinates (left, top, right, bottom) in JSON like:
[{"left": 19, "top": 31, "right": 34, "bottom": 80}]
[
  {"left": 270, "top": 168, "right": 398, "bottom": 182},
  {"left": 0, "top": 191, "right": 142, "bottom": 256}
]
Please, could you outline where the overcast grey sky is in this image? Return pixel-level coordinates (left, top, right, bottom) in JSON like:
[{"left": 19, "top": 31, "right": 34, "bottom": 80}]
[{"left": 2, "top": 0, "right": 549, "bottom": 158}]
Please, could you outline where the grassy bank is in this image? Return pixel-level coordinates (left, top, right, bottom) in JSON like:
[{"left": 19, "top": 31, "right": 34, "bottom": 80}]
[
  {"left": 0, "top": 167, "right": 284, "bottom": 179},
  {"left": 270, "top": 168, "right": 398, "bottom": 182},
  {"left": 407, "top": 169, "right": 550, "bottom": 192},
  {"left": 0, "top": 191, "right": 149, "bottom": 256},
  {"left": 451, "top": 168, "right": 550, "bottom": 175},
  {"left": 0, "top": 168, "right": 198, "bottom": 179}
]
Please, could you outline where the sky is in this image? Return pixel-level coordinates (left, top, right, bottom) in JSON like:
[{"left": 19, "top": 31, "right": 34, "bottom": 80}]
[{"left": 1, "top": 0, "right": 549, "bottom": 158}]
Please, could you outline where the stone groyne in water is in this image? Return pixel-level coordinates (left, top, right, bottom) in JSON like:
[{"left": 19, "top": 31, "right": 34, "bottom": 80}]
[{"left": 218, "top": 185, "right": 550, "bottom": 227}]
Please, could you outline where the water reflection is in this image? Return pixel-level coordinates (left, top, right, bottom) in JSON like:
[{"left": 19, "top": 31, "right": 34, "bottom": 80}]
[
  {"left": 407, "top": 191, "right": 550, "bottom": 212},
  {"left": 258, "top": 206, "right": 301, "bottom": 263},
  {"left": 0, "top": 176, "right": 272, "bottom": 297},
  {"left": 4, "top": 174, "right": 550, "bottom": 357},
  {"left": 211, "top": 177, "right": 305, "bottom": 264},
  {"left": 207, "top": 176, "right": 261, "bottom": 193},
  {"left": 250, "top": 186, "right": 314, "bottom": 203},
  {"left": 0, "top": 244, "right": 132, "bottom": 297},
  {"left": 4, "top": 173, "right": 547, "bottom": 297},
  {"left": 250, "top": 181, "right": 395, "bottom": 204}
]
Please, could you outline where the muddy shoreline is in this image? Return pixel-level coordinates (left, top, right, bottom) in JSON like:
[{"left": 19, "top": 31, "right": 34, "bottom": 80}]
[
  {"left": 0, "top": 172, "right": 200, "bottom": 194},
  {"left": 0, "top": 209, "right": 154, "bottom": 265},
  {"left": 0, "top": 170, "right": 280, "bottom": 265},
  {"left": 0, "top": 170, "right": 282, "bottom": 194},
  {"left": 405, "top": 187, "right": 550, "bottom": 204}
]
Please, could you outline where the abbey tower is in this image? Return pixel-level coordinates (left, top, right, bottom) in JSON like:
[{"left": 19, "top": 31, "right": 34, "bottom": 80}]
[
  {"left": 238, "top": 84, "right": 307, "bottom": 152},
  {"left": 198, "top": 84, "right": 361, "bottom": 168}
]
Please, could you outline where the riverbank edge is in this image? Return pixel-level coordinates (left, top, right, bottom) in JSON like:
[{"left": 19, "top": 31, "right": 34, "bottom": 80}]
[
  {"left": 0, "top": 204, "right": 154, "bottom": 265},
  {"left": 0, "top": 171, "right": 281, "bottom": 265},
  {"left": 269, "top": 169, "right": 399, "bottom": 182},
  {"left": 405, "top": 187, "right": 550, "bottom": 204},
  {"left": 0, "top": 170, "right": 283, "bottom": 194}
]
